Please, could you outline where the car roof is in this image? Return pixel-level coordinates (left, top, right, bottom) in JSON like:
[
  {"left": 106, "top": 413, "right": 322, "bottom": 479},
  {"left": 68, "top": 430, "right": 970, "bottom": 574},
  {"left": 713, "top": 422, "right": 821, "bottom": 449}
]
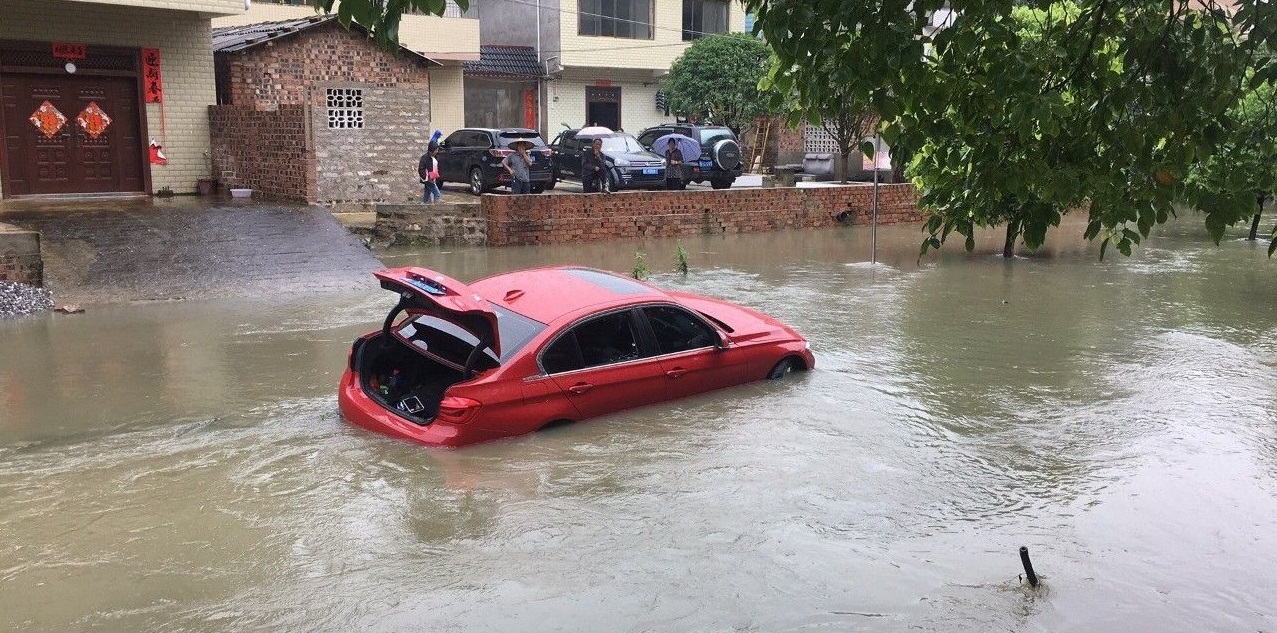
[
  {"left": 459, "top": 127, "right": 541, "bottom": 134},
  {"left": 469, "top": 266, "right": 665, "bottom": 324}
]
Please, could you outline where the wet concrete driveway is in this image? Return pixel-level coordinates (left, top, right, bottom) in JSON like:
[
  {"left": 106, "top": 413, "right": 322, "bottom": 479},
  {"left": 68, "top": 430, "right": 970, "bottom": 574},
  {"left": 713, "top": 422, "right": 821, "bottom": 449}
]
[{"left": 0, "top": 196, "right": 381, "bottom": 306}]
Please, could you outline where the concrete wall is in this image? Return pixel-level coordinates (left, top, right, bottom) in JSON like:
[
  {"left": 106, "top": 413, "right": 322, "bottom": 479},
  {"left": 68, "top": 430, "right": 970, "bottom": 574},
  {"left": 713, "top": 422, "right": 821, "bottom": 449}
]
[
  {"left": 209, "top": 104, "right": 313, "bottom": 201},
  {"left": 372, "top": 183, "right": 923, "bottom": 247},
  {"left": 558, "top": 0, "right": 745, "bottom": 70},
  {"left": 70, "top": 0, "right": 242, "bottom": 15},
  {"left": 430, "top": 64, "right": 466, "bottom": 136},
  {"left": 0, "top": 0, "right": 220, "bottom": 197},
  {"left": 211, "top": 2, "right": 481, "bottom": 61},
  {"left": 546, "top": 71, "right": 671, "bottom": 134},
  {"left": 0, "top": 223, "right": 42, "bottom": 287}
]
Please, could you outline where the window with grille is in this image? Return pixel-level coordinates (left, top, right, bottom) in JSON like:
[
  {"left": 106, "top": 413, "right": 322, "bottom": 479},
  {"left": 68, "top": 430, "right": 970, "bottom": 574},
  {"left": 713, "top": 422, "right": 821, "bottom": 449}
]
[{"left": 326, "top": 88, "right": 364, "bottom": 129}]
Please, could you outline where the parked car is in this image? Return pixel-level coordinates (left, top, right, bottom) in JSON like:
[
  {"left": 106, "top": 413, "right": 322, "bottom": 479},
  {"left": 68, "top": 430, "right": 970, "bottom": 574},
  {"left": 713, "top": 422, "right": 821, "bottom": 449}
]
[
  {"left": 338, "top": 265, "right": 814, "bottom": 447},
  {"left": 548, "top": 130, "right": 667, "bottom": 191},
  {"left": 636, "top": 124, "right": 743, "bottom": 189},
  {"left": 436, "top": 128, "right": 555, "bottom": 195}
]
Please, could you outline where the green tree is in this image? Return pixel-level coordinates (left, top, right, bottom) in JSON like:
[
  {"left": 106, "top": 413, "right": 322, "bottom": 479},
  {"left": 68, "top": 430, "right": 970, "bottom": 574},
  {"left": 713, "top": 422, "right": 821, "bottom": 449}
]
[
  {"left": 306, "top": 0, "right": 468, "bottom": 49},
  {"left": 1187, "top": 79, "right": 1277, "bottom": 251},
  {"left": 746, "top": 0, "right": 1277, "bottom": 257},
  {"left": 768, "top": 53, "right": 880, "bottom": 182},
  {"left": 665, "top": 33, "right": 771, "bottom": 132}
]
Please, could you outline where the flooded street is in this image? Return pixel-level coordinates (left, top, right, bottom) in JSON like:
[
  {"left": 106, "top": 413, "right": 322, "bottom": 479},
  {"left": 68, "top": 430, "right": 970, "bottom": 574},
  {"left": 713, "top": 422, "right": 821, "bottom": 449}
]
[{"left": 2, "top": 217, "right": 1276, "bottom": 631}]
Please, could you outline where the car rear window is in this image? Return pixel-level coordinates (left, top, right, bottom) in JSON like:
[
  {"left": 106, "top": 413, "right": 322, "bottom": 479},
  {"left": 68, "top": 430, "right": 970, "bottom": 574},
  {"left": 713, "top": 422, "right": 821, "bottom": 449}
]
[
  {"left": 697, "top": 129, "right": 735, "bottom": 146},
  {"left": 395, "top": 305, "right": 545, "bottom": 367},
  {"left": 497, "top": 132, "right": 548, "bottom": 148},
  {"left": 563, "top": 268, "right": 658, "bottom": 295}
]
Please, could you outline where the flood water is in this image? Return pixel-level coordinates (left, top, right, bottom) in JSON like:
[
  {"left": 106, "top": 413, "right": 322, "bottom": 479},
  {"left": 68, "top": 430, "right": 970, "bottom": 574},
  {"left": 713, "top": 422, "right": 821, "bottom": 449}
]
[{"left": 2, "top": 216, "right": 1275, "bottom": 632}]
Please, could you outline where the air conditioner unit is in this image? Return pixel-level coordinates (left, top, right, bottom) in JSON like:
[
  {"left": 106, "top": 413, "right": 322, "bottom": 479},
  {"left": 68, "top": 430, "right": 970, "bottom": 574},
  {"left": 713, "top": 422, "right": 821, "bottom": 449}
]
[{"left": 544, "top": 56, "right": 564, "bottom": 75}]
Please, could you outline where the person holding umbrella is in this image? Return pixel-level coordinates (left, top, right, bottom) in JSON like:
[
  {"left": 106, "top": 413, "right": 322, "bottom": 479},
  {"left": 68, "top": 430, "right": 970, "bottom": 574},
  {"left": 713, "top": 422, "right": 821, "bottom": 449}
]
[
  {"left": 581, "top": 137, "right": 610, "bottom": 194},
  {"left": 663, "top": 138, "right": 685, "bottom": 190},
  {"left": 503, "top": 139, "right": 535, "bottom": 194}
]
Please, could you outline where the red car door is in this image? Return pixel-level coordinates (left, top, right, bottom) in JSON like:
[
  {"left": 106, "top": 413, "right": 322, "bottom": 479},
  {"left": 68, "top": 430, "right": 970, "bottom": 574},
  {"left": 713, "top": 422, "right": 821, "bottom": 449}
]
[
  {"left": 542, "top": 310, "right": 669, "bottom": 419},
  {"left": 640, "top": 305, "right": 748, "bottom": 400}
]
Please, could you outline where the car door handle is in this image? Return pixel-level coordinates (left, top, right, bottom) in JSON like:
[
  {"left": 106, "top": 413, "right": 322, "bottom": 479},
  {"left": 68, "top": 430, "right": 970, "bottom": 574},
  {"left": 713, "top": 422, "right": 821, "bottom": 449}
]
[
  {"left": 665, "top": 368, "right": 688, "bottom": 379},
  {"left": 568, "top": 383, "right": 593, "bottom": 394}
]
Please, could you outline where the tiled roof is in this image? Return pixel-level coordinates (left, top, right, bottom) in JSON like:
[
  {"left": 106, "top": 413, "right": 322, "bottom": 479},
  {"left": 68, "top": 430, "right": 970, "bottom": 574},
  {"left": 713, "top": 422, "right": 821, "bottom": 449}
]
[
  {"left": 463, "top": 45, "right": 541, "bottom": 78},
  {"left": 212, "top": 16, "right": 440, "bottom": 66}
]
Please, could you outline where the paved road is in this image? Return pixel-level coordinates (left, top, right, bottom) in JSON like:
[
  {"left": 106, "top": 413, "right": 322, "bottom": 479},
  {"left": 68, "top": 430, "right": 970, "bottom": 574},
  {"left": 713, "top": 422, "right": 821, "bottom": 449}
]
[{"left": 0, "top": 197, "right": 381, "bottom": 305}]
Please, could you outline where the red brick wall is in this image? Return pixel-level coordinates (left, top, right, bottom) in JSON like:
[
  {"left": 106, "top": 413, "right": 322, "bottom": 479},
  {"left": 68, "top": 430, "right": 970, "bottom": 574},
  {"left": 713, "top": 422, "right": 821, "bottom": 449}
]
[
  {"left": 209, "top": 105, "right": 314, "bottom": 201},
  {"left": 484, "top": 183, "right": 922, "bottom": 246}
]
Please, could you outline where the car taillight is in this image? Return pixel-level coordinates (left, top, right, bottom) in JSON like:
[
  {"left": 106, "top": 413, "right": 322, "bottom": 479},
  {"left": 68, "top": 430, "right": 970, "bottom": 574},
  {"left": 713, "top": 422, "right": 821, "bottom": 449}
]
[
  {"left": 436, "top": 396, "right": 482, "bottom": 425},
  {"left": 489, "top": 148, "right": 513, "bottom": 158}
]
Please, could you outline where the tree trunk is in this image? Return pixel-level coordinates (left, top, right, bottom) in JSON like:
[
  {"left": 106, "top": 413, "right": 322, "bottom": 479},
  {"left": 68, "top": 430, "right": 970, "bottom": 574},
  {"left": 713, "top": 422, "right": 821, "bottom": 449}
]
[
  {"left": 840, "top": 149, "right": 852, "bottom": 183},
  {"left": 1003, "top": 223, "right": 1018, "bottom": 258},
  {"left": 1249, "top": 212, "right": 1262, "bottom": 241}
]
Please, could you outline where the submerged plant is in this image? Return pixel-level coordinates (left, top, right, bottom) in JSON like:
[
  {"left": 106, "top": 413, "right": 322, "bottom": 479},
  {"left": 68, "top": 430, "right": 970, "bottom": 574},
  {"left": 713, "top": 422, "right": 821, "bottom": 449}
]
[{"left": 632, "top": 251, "right": 649, "bottom": 280}]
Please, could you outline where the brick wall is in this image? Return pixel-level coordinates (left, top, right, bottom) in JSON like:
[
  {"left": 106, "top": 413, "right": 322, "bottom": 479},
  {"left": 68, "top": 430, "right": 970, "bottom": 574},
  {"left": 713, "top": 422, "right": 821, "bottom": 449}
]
[
  {"left": 209, "top": 105, "right": 313, "bottom": 201},
  {"left": 0, "top": 0, "right": 218, "bottom": 197},
  {"left": 0, "top": 223, "right": 43, "bottom": 287},
  {"left": 483, "top": 183, "right": 922, "bottom": 246},
  {"left": 218, "top": 21, "right": 434, "bottom": 203}
]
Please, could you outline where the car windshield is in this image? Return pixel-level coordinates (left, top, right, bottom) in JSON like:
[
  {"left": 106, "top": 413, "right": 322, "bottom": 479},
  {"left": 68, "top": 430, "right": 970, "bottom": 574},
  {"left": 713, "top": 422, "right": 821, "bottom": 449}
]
[
  {"left": 697, "top": 129, "right": 734, "bottom": 146},
  {"left": 394, "top": 304, "right": 545, "bottom": 367},
  {"left": 599, "top": 135, "right": 646, "bottom": 153},
  {"left": 497, "top": 132, "right": 547, "bottom": 148}
]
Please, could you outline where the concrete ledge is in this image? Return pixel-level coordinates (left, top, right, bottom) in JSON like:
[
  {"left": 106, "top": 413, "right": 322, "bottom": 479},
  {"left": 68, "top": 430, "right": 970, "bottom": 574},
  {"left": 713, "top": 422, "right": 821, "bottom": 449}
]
[
  {"left": 372, "top": 203, "right": 487, "bottom": 248},
  {"left": 0, "top": 222, "right": 43, "bottom": 287}
]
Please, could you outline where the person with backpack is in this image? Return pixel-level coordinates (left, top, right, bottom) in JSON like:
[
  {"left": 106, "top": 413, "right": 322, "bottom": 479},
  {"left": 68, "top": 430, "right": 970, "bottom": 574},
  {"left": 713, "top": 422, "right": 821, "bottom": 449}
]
[{"left": 418, "top": 142, "right": 441, "bottom": 203}]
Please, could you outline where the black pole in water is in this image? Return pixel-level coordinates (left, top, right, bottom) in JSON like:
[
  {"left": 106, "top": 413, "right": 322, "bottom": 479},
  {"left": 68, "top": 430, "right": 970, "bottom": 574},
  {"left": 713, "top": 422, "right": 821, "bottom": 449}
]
[{"left": 1019, "top": 546, "right": 1039, "bottom": 587}]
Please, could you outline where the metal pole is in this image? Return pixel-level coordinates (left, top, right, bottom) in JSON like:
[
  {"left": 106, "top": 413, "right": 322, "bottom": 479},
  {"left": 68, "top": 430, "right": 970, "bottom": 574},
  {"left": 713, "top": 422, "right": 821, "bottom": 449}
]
[
  {"left": 871, "top": 134, "right": 880, "bottom": 265},
  {"left": 535, "top": 0, "right": 543, "bottom": 135}
]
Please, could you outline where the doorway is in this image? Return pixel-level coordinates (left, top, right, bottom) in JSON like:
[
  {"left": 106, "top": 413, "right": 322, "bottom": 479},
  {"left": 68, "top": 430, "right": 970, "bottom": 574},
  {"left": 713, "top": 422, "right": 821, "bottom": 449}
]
[
  {"left": 585, "top": 86, "right": 621, "bottom": 131},
  {"left": 1, "top": 48, "right": 146, "bottom": 197}
]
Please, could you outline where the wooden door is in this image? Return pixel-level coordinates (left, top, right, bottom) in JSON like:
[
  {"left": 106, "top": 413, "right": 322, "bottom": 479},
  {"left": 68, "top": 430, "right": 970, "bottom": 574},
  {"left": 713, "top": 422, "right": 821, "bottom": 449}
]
[{"left": 1, "top": 73, "right": 144, "bottom": 196}]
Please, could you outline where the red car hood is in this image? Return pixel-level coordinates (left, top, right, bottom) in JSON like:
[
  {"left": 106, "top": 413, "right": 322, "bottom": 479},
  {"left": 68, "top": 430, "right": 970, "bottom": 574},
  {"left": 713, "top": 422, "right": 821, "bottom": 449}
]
[{"left": 374, "top": 267, "right": 502, "bottom": 357}]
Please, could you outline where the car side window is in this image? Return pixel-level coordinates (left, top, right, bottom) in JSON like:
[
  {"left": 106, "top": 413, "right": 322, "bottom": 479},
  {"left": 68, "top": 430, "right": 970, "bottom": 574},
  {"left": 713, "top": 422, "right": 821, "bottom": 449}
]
[
  {"left": 471, "top": 131, "right": 492, "bottom": 148},
  {"left": 573, "top": 311, "right": 641, "bottom": 367},
  {"left": 643, "top": 306, "right": 719, "bottom": 354},
  {"left": 444, "top": 131, "right": 466, "bottom": 147},
  {"left": 637, "top": 130, "right": 662, "bottom": 150},
  {"left": 542, "top": 331, "right": 584, "bottom": 374}
]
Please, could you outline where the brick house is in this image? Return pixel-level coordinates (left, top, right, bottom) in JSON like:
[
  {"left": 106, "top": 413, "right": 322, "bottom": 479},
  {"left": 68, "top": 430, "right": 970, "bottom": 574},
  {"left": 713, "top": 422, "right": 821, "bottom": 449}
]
[
  {"left": 210, "top": 16, "right": 440, "bottom": 203},
  {"left": 0, "top": 0, "right": 241, "bottom": 199},
  {"left": 211, "top": 0, "right": 478, "bottom": 134},
  {"left": 476, "top": 0, "right": 748, "bottom": 137}
]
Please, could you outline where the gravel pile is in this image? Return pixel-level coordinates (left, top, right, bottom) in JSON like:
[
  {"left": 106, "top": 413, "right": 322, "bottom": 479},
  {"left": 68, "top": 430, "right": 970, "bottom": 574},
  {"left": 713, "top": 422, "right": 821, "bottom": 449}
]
[{"left": 0, "top": 281, "right": 53, "bottom": 317}]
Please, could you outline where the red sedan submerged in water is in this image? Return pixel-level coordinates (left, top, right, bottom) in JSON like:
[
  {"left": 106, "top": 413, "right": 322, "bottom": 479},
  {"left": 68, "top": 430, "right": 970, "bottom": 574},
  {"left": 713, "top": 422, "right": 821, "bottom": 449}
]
[{"left": 338, "top": 266, "right": 814, "bottom": 447}]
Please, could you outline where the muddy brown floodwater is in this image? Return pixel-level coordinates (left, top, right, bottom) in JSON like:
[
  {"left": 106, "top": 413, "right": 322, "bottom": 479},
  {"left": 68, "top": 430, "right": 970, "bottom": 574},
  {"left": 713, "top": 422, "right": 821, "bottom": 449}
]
[{"left": 2, "top": 216, "right": 1275, "bottom": 632}]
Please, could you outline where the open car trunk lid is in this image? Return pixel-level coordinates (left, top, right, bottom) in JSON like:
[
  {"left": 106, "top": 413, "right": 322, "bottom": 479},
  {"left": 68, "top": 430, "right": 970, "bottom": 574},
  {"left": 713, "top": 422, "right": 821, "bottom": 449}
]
[{"left": 374, "top": 267, "right": 502, "bottom": 359}]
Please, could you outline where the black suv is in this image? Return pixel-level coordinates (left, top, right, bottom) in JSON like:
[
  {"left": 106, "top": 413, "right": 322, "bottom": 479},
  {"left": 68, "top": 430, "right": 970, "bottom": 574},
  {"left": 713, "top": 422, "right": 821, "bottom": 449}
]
[
  {"left": 548, "top": 130, "right": 667, "bottom": 191},
  {"left": 636, "top": 124, "right": 743, "bottom": 189},
  {"left": 436, "top": 128, "right": 555, "bottom": 195}
]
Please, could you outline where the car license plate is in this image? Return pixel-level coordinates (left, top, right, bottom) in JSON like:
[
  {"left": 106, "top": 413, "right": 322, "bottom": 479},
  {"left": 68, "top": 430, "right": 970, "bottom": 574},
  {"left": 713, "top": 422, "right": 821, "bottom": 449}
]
[
  {"left": 699, "top": 160, "right": 713, "bottom": 168},
  {"left": 643, "top": 168, "right": 658, "bottom": 175}
]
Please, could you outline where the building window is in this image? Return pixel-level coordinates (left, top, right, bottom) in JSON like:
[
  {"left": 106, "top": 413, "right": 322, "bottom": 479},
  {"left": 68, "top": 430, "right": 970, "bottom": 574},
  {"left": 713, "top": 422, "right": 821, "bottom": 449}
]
[
  {"left": 683, "top": 0, "right": 729, "bottom": 41},
  {"left": 579, "top": 0, "right": 653, "bottom": 40},
  {"left": 326, "top": 88, "right": 364, "bottom": 129}
]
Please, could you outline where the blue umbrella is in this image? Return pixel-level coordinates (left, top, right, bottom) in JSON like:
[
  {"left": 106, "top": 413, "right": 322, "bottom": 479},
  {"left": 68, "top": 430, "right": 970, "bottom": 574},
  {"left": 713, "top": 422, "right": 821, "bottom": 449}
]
[{"left": 653, "top": 133, "right": 701, "bottom": 163}]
